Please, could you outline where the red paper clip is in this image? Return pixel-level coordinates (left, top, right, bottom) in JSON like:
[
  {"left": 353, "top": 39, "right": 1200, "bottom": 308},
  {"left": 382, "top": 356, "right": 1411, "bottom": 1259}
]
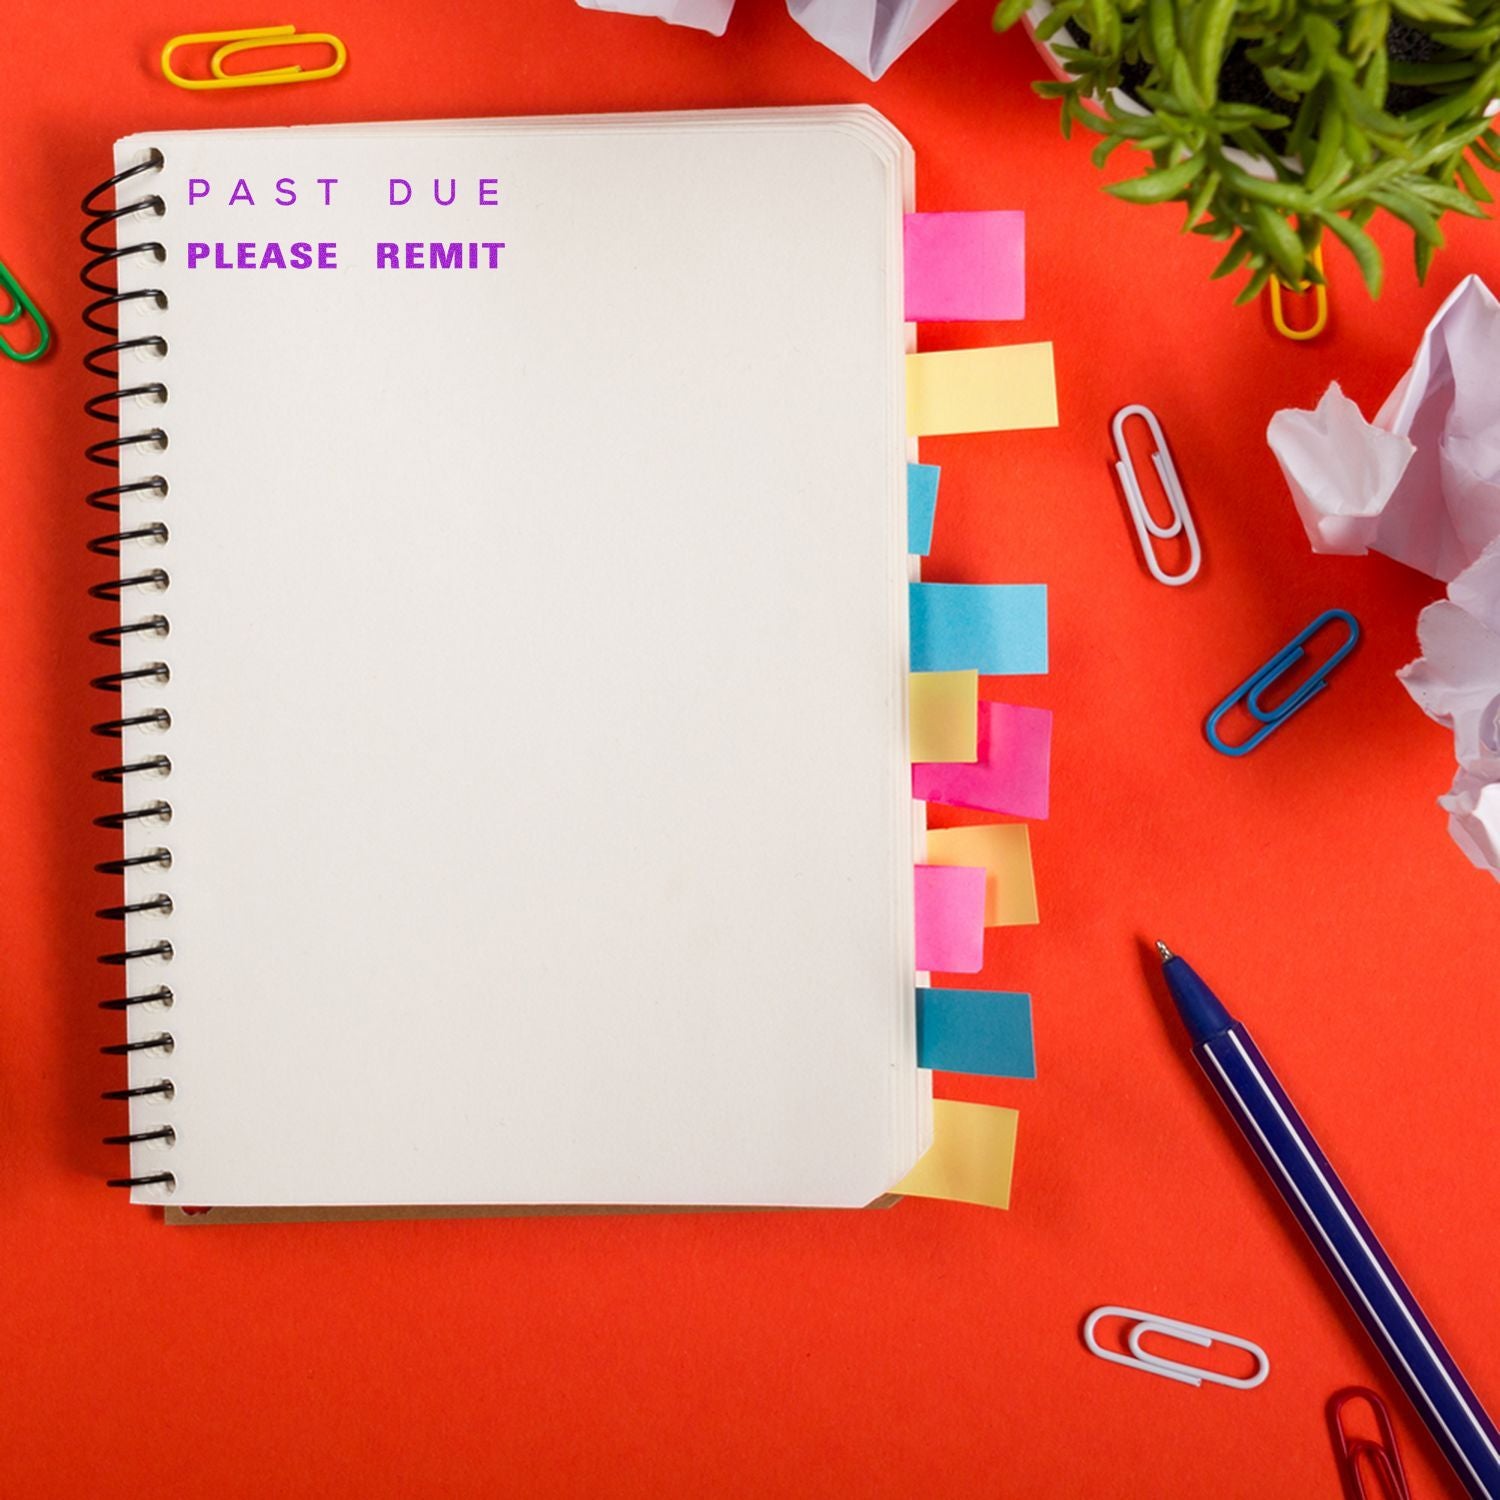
[{"left": 1329, "top": 1387, "right": 1413, "bottom": 1500}]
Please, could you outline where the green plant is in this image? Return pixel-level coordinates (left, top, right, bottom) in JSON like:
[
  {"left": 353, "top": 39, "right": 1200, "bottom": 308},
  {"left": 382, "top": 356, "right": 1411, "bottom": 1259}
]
[{"left": 992, "top": 0, "right": 1500, "bottom": 297}]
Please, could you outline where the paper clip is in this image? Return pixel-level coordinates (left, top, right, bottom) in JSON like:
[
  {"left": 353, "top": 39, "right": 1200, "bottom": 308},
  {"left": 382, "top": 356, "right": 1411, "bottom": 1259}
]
[
  {"left": 161, "top": 25, "right": 348, "bottom": 90},
  {"left": 1269, "top": 244, "right": 1330, "bottom": 341},
  {"left": 1083, "top": 1306, "right": 1270, "bottom": 1389},
  {"left": 1205, "top": 608, "right": 1360, "bottom": 757},
  {"left": 0, "top": 258, "right": 52, "bottom": 363},
  {"left": 1111, "top": 404, "right": 1201, "bottom": 586},
  {"left": 1329, "top": 1387, "right": 1413, "bottom": 1500}
]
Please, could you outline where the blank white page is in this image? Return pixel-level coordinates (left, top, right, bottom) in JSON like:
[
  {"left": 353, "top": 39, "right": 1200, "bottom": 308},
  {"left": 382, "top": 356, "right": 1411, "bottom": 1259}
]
[{"left": 109, "top": 108, "right": 922, "bottom": 1207}]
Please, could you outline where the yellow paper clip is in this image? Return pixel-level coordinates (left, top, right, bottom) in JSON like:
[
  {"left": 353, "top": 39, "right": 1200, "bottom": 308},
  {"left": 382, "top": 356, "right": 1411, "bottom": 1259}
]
[
  {"left": 1268, "top": 244, "right": 1329, "bottom": 341},
  {"left": 0, "top": 257, "right": 51, "bottom": 364},
  {"left": 161, "top": 25, "right": 347, "bottom": 90}
]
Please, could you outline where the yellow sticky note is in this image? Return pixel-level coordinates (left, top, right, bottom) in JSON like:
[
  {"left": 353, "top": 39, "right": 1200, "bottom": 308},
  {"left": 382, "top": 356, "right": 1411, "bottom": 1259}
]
[
  {"left": 905, "top": 343, "right": 1059, "bottom": 437},
  {"left": 909, "top": 671, "right": 978, "bottom": 763},
  {"left": 924, "top": 823, "right": 1038, "bottom": 926},
  {"left": 896, "top": 1099, "right": 1018, "bottom": 1209}
]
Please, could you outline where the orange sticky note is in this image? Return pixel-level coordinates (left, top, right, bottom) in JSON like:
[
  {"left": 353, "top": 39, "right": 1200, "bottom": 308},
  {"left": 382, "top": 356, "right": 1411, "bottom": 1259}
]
[
  {"left": 909, "top": 671, "right": 978, "bottom": 763},
  {"left": 923, "top": 823, "right": 1038, "bottom": 926},
  {"left": 895, "top": 1099, "right": 1018, "bottom": 1209}
]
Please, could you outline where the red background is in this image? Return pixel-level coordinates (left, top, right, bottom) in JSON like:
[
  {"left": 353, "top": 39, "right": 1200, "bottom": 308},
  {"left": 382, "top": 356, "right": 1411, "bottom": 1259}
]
[{"left": 3, "top": 1, "right": 1498, "bottom": 1495}]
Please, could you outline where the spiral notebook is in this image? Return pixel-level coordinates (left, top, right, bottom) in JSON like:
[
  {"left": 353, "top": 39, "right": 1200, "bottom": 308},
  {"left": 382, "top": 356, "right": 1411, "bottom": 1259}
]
[{"left": 90, "top": 107, "right": 929, "bottom": 1213}]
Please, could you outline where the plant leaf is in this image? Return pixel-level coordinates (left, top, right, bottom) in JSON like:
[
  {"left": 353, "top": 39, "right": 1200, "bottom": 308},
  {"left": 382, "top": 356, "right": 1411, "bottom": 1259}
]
[
  {"left": 1218, "top": 161, "right": 1313, "bottom": 210},
  {"left": 1192, "top": 0, "right": 1237, "bottom": 104},
  {"left": 1404, "top": 177, "right": 1490, "bottom": 217},
  {"left": 1251, "top": 203, "right": 1307, "bottom": 282},
  {"left": 1210, "top": 234, "right": 1254, "bottom": 277},
  {"left": 1146, "top": 0, "right": 1178, "bottom": 69},
  {"left": 1091, "top": 133, "right": 1127, "bottom": 168},
  {"left": 1388, "top": 60, "right": 1484, "bottom": 86},
  {"left": 1306, "top": 113, "right": 1352, "bottom": 194},
  {"left": 1105, "top": 153, "right": 1206, "bottom": 202},
  {"left": 1457, "top": 155, "right": 1494, "bottom": 204},
  {"left": 1319, "top": 210, "right": 1384, "bottom": 295},
  {"left": 1343, "top": 111, "right": 1374, "bottom": 165},
  {"left": 1033, "top": 8, "right": 1075, "bottom": 41},
  {"left": 1086, "top": 0, "right": 1123, "bottom": 56},
  {"left": 1471, "top": 133, "right": 1500, "bottom": 170},
  {"left": 1430, "top": 24, "right": 1500, "bottom": 47},
  {"left": 1235, "top": 260, "right": 1276, "bottom": 304},
  {"left": 1391, "top": 0, "right": 1470, "bottom": 26},
  {"left": 1183, "top": 167, "right": 1222, "bottom": 226},
  {"left": 1215, "top": 103, "right": 1293, "bottom": 129},
  {"left": 1167, "top": 49, "right": 1205, "bottom": 113},
  {"left": 1263, "top": 63, "right": 1324, "bottom": 94},
  {"left": 1370, "top": 184, "right": 1446, "bottom": 242},
  {"left": 1415, "top": 233, "right": 1437, "bottom": 282}
]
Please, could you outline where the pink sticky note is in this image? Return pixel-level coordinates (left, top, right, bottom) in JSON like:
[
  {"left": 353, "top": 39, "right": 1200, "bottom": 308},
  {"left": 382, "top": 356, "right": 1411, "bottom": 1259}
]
[
  {"left": 914, "top": 865, "right": 986, "bottom": 974},
  {"left": 903, "top": 211, "right": 1025, "bottom": 322},
  {"left": 913, "top": 702, "right": 1052, "bottom": 819}
]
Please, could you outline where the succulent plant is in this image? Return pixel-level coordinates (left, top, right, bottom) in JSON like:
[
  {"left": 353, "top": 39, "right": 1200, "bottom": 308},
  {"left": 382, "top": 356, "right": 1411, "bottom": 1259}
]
[{"left": 993, "top": 0, "right": 1500, "bottom": 298}]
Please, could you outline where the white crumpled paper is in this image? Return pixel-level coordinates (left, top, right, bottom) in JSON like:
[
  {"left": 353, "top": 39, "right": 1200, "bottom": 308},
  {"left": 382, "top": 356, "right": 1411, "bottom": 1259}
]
[
  {"left": 574, "top": 0, "right": 958, "bottom": 79},
  {"left": 1267, "top": 275, "right": 1500, "bottom": 880},
  {"left": 576, "top": 0, "right": 735, "bottom": 36},
  {"left": 1398, "top": 537, "right": 1500, "bottom": 875}
]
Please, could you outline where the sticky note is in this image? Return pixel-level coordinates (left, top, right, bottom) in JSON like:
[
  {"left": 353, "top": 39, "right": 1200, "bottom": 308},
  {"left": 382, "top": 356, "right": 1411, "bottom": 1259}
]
[
  {"left": 909, "top": 582, "right": 1048, "bottom": 675},
  {"left": 903, "top": 211, "right": 1025, "bottom": 322},
  {"left": 924, "top": 824, "right": 1038, "bottom": 927},
  {"left": 909, "top": 671, "right": 978, "bottom": 763},
  {"left": 908, "top": 463, "right": 940, "bottom": 555},
  {"left": 914, "top": 865, "right": 985, "bottom": 973},
  {"left": 916, "top": 988, "right": 1035, "bottom": 1078},
  {"left": 895, "top": 1099, "right": 1019, "bottom": 1209},
  {"left": 905, "top": 343, "right": 1058, "bottom": 437},
  {"left": 913, "top": 701, "right": 1052, "bottom": 818}
]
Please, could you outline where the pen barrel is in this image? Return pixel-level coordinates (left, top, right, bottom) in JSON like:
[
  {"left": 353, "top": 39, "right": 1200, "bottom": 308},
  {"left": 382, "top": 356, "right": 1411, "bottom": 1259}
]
[{"left": 1197, "top": 1025, "right": 1500, "bottom": 1500}]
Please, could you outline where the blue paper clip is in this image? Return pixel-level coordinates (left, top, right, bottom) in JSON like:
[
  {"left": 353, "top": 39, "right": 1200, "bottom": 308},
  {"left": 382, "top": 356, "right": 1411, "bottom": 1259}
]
[{"left": 1205, "top": 609, "right": 1360, "bottom": 756}]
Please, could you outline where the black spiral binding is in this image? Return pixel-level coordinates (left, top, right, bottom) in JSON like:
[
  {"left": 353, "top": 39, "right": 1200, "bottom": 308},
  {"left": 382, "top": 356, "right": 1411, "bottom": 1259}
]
[{"left": 84, "top": 149, "right": 178, "bottom": 1193}]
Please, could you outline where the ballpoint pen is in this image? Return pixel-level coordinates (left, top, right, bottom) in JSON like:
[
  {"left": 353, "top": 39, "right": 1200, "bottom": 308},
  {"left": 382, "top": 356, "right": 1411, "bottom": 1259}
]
[{"left": 1158, "top": 941, "right": 1500, "bottom": 1500}]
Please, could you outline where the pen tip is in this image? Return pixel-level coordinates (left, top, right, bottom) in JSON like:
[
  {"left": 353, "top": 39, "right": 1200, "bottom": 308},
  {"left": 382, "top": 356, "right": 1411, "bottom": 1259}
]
[{"left": 1155, "top": 940, "right": 1173, "bottom": 963}]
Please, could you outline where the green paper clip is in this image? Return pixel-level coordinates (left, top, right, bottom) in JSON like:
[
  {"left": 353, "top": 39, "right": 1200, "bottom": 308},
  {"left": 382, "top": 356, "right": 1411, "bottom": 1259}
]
[{"left": 0, "top": 258, "right": 52, "bottom": 363}]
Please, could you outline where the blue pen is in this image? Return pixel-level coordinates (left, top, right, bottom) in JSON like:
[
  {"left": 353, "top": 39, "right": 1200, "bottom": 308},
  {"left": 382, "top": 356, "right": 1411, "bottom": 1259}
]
[{"left": 1158, "top": 942, "right": 1500, "bottom": 1500}]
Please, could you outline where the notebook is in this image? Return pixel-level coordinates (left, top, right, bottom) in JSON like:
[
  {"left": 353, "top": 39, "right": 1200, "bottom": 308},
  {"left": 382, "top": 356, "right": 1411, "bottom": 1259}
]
[{"left": 89, "top": 107, "right": 931, "bottom": 1211}]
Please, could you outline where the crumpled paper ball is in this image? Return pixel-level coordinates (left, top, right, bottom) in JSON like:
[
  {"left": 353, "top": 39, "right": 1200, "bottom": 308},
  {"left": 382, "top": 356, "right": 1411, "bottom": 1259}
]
[{"left": 1268, "top": 276, "right": 1500, "bottom": 881}]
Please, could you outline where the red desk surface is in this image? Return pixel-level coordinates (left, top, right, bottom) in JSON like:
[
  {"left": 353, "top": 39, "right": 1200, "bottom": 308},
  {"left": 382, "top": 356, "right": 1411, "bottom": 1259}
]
[{"left": 3, "top": 2, "right": 1498, "bottom": 1495}]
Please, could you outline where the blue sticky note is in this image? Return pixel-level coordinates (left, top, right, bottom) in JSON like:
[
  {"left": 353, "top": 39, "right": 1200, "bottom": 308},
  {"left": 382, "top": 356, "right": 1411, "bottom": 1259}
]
[
  {"left": 916, "top": 988, "right": 1035, "bottom": 1078},
  {"left": 908, "top": 463, "right": 940, "bottom": 556},
  {"left": 909, "top": 582, "right": 1047, "bottom": 674}
]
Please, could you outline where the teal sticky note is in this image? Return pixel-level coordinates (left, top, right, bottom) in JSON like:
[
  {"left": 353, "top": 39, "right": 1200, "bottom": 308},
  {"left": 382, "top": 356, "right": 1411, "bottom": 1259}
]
[
  {"left": 908, "top": 463, "right": 940, "bottom": 556},
  {"left": 909, "top": 582, "right": 1047, "bottom": 674},
  {"left": 916, "top": 988, "right": 1035, "bottom": 1078}
]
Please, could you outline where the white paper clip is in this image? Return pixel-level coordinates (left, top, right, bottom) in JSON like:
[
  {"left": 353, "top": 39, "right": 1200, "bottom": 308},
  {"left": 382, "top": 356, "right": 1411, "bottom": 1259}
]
[
  {"left": 1111, "top": 405, "right": 1202, "bottom": 587},
  {"left": 1083, "top": 1306, "right": 1269, "bottom": 1389}
]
